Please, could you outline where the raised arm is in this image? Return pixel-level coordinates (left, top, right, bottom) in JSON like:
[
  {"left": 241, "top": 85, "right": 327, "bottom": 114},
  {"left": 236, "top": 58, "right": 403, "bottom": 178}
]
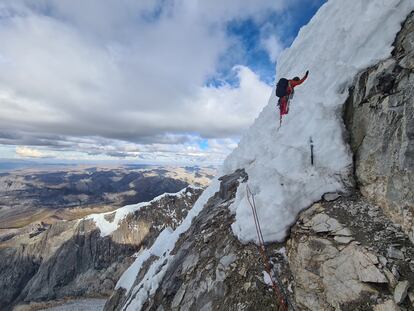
[{"left": 290, "top": 71, "right": 309, "bottom": 88}]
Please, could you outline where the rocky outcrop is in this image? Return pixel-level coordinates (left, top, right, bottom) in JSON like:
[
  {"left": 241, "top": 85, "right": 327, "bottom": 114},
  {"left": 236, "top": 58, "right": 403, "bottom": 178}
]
[
  {"left": 344, "top": 12, "right": 414, "bottom": 242},
  {"left": 288, "top": 195, "right": 414, "bottom": 310},
  {"left": 0, "top": 186, "right": 201, "bottom": 311}
]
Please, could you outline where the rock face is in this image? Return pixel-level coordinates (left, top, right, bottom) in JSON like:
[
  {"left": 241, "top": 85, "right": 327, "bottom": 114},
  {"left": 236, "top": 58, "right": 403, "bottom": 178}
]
[
  {"left": 344, "top": 12, "right": 414, "bottom": 242},
  {"left": 0, "top": 186, "right": 201, "bottom": 311},
  {"left": 288, "top": 196, "right": 414, "bottom": 310}
]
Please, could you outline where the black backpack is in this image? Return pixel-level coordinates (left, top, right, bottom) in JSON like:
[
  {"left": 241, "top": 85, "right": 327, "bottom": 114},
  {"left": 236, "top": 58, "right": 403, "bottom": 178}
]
[{"left": 275, "top": 78, "right": 288, "bottom": 97}]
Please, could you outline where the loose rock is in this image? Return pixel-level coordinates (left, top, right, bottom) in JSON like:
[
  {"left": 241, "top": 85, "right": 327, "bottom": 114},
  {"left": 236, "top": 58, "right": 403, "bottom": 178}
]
[
  {"left": 323, "top": 193, "right": 341, "bottom": 202},
  {"left": 373, "top": 300, "right": 400, "bottom": 311},
  {"left": 394, "top": 280, "right": 410, "bottom": 304}
]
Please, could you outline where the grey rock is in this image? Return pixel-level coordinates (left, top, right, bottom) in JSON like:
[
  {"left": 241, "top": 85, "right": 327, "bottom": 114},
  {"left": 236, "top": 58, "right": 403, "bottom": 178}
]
[
  {"left": 217, "top": 169, "right": 247, "bottom": 202},
  {"left": 238, "top": 267, "right": 247, "bottom": 277},
  {"left": 334, "top": 227, "right": 353, "bottom": 236},
  {"left": 379, "top": 256, "right": 388, "bottom": 267},
  {"left": 288, "top": 191, "right": 414, "bottom": 310},
  {"left": 156, "top": 305, "right": 166, "bottom": 311},
  {"left": 182, "top": 253, "right": 199, "bottom": 274},
  {"left": 344, "top": 12, "right": 414, "bottom": 243},
  {"left": 354, "top": 251, "right": 387, "bottom": 283},
  {"left": 394, "top": 280, "right": 410, "bottom": 304},
  {"left": 203, "top": 232, "right": 214, "bottom": 243},
  {"left": 388, "top": 246, "right": 405, "bottom": 260},
  {"left": 307, "top": 213, "right": 343, "bottom": 233},
  {"left": 374, "top": 300, "right": 400, "bottom": 311},
  {"left": 323, "top": 192, "right": 341, "bottom": 202},
  {"left": 409, "top": 260, "right": 414, "bottom": 272},
  {"left": 333, "top": 236, "right": 354, "bottom": 244},
  {"left": 408, "top": 290, "right": 414, "bottom": 307},
  {"left": 408, "top": 290, "right": 414, "bottom": 308},
  {"left": 199, "top": 302, "right": 213, "bottom": 311},
  {"left": 384, "top": 268, "right": 398, "bottom": 288},
  {"left": 171, "top": 286, "right": 186, "bottom": 309},
  {"left": 243, "top": 282, "right": 252, "bottom": 291},
  {"left": 392, "top": 265, "right": 401, "bottom": 280},
  {"left": 104, "top": 287, "right": 127, "bottom": 311},
  {"left": 219, "top": 254, "right": 237, "bottom": 270}
]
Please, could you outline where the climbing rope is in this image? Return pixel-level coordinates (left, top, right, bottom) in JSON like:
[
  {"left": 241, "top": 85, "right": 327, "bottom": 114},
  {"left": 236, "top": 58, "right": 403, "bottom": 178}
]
[{"left": 245, "top": 184, "right": 294, "bottom": 311}]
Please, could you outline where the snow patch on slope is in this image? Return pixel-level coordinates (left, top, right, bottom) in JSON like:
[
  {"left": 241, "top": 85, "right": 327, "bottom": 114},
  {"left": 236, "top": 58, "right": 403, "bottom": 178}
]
[
  {"left": 223, "top": 0, "right": 414, "bottom": 243},
  {"left": 86, "top": 186, "right": 201, "bottom": 237}
]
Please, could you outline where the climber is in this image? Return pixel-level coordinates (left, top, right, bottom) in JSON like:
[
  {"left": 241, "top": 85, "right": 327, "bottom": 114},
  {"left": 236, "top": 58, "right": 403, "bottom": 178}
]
[{"left": 276, "top": 71, "right": 309, "bottom": 118}]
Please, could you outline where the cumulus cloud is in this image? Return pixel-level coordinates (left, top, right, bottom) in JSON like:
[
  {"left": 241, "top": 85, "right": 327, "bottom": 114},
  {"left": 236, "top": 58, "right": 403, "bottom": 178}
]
[
  {"left": 0, "top": 0, "right": 289, "bottom": 163},
  {"left": 186, "top": 66, "right": 272, "bottom": 137}
]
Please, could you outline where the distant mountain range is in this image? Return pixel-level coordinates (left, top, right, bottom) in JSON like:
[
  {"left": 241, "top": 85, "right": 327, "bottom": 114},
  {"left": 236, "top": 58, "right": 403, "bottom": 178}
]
[{"left": 0, "top": 165, "right": 216, "bottom": 231}]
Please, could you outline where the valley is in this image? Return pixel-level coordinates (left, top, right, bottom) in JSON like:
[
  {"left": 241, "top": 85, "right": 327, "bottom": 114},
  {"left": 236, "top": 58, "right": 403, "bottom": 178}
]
[{"left": 0, "top": 164, "right": 216, "bottom": 245}]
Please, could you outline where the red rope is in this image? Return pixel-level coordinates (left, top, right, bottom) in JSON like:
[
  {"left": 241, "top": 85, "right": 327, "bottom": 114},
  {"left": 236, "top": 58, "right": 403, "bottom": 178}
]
[{"left": 246, "top": 184, "right": 289, "bottom": 311}]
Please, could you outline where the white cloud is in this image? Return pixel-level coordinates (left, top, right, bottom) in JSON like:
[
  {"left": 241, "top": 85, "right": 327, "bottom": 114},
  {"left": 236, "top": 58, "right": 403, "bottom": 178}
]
[
  {"left": 261, "top": 35, "right": 284, "bottom": 62},
  {"left": 185, "top": 66, "right": 272, "bottom": 137},
  {"left": 8, "top": 134, "right": 238, "bottom": 165},
  {"left": 0, "top": 0, "right": 289, "bottom": 163},
  {"left": 15, "top": 146, "right": 53, "bottom": 158}
]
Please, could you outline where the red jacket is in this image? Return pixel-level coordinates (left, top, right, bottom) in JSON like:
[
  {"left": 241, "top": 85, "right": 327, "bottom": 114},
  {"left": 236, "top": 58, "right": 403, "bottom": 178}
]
[{"left": 287, "top": 73, "right": 308, "bottom": 95}]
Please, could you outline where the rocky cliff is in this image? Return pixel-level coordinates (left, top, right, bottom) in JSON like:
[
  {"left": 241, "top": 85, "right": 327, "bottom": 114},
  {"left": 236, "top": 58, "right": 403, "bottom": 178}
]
[
  {"left": 107, "top": 11, "right": 414, "bottom": 311},
  {"left": 344, "top": 12, "right": 414, "bottom": 243},
  {"left": 0, "top": 186, "right": 201, "bottom": 311}
]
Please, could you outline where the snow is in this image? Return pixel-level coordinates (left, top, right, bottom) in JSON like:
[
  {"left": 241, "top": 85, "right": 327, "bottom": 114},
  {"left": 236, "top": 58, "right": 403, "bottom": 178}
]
[
  {"left": 115, "top": 179, "right": 220, "bottom": 311},
  {"left": 223, "top": 0, "right": 414, "bottom": 243},
  {"left": 85, "top": 186, "right": 199, "bottom": 237},
  {"left": 276, "top": 246, "right": 287, "bottom": 259},
  {"left": 262, "top": 271, "right": 272, "bottom": 286}
]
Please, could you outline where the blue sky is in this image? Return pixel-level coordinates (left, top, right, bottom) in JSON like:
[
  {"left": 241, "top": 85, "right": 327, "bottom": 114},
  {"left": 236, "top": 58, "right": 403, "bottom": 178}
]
[
  {"left": 213, "top": 0, "right": 326, "bottom": 85},
  {"left": 0, "top": 0, "right": 326, "bottom": 166}
]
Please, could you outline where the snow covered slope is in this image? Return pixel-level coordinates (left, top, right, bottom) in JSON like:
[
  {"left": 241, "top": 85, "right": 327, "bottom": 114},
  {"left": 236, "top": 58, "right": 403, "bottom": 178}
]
[
  {"left": 223, "top": 0, "right": 414, "bottom": 243},
  {"left": 86, "top": 186, "right": 201, "bottom": 237}
]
